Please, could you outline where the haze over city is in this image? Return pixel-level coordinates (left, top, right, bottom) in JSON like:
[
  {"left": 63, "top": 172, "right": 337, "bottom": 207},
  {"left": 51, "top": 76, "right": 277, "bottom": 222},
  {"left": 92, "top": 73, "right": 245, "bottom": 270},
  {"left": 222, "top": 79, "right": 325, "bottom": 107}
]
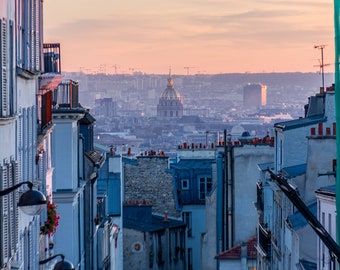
[{"left": 44, "top": 0, "right": 334, "bottom": 74}]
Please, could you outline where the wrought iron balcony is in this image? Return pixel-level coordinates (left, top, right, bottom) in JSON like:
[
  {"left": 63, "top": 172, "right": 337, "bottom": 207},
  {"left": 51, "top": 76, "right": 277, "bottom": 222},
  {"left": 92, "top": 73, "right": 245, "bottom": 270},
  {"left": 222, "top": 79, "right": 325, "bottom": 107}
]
[
  {"left": 43, "top": 43, "right": 61, "bottom": 74},
  {"left": 258, "top": 223, "right": 271, "bottom": 258}
]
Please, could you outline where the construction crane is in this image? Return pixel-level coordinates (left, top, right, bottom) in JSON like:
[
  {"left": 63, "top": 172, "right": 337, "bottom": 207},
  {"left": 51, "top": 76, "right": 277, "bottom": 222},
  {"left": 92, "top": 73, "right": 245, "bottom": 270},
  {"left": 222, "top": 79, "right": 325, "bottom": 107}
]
[{"left": 183, "top": 66, "right": 196, "bottom": 75}]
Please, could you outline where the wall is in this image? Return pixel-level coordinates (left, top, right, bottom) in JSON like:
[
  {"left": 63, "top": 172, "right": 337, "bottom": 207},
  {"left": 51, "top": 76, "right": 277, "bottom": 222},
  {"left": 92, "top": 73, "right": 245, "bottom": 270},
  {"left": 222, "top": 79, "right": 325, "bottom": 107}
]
[
  {"left": 123, "top": 228, "right": 150, "bottom": 270},
  {"left": 124, "top": 156, "right": 179, "bottom": 217},
  {"left": 233, "top": 144, "right": 274, "bottom": 244}
]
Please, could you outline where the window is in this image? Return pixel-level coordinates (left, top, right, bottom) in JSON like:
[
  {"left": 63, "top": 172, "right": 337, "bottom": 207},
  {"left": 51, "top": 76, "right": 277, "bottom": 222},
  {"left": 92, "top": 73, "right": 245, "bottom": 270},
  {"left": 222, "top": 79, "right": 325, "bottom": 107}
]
[
  {"left": 182, "top": 212, "right": 192, "bottom": 237},
  {"left": 181, "top": 179, "right": 189, "bottom": 190},
  {"left": 16, "top": 0, "right": 41, "bottom": 72},
  {"left": 0, "top": 161, "right": 19, "bottom": 266},
  {"left": 199, "top": 176, "right": 212, "bottom": 200}
]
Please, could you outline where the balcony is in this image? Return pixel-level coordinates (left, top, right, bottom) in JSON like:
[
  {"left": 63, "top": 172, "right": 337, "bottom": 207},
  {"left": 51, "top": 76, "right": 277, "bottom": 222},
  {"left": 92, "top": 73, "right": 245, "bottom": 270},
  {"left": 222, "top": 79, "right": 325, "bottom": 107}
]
[
  {"left": 255, "top": 182, "right": 264, "bottom": 212},
  {"left": 38, "top": 74, "right": 63, "bottom": 133},
  {"left": 43, "top": 43, "right": 61, "bottom": 74},
  {"left": 258, "top": 223, "right": 271, "bottom": 258}
]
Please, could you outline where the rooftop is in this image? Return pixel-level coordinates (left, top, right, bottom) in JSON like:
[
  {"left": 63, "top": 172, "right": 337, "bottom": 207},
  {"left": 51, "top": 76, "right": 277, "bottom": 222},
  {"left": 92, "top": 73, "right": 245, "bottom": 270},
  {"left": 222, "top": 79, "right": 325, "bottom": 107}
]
[{"left": 215, "top": 236, "right": 257, "bottom": 260}]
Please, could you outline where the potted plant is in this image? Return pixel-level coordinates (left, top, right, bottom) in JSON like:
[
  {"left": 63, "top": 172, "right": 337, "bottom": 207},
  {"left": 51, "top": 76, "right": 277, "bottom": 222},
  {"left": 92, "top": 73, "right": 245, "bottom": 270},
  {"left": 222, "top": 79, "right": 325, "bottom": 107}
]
[{"left": 40, "top": 201, "right": 60, "bottom": 236}]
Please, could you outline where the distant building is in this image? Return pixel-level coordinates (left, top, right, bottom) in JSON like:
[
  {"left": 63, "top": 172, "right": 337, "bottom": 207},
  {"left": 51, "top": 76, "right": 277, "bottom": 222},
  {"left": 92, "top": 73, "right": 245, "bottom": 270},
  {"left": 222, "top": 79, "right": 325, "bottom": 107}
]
[
  {"left": 94, "top": 97, "right": 117, "bottom": 118},
  {"left": 157, "top": 72, "right": 183, "bottom": 118},
  {"left": 243, "top": 83, "right": 267, "bottom": 108}
]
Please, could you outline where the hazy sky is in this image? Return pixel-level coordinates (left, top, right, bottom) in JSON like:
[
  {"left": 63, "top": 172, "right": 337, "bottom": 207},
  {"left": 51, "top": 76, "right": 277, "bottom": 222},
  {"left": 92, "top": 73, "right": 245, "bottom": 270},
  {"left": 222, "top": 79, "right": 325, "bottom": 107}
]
[{"left": 44, "top": 0, "right": 334, "bottom": 75}]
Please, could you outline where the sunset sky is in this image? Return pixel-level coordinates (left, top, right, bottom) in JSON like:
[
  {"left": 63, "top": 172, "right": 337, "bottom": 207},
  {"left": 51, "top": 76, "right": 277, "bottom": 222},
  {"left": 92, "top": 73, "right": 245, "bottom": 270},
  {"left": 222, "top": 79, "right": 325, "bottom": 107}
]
[{"left": 44, "top": 0, "right": 334, "bottom": 75}]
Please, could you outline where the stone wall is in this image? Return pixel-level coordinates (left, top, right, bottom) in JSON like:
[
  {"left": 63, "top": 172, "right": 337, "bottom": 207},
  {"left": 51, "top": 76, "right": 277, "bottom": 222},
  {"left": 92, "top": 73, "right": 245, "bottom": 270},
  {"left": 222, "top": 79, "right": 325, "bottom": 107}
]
[{"left": 124, "top": 156, "right": 179, "bottom": 217}]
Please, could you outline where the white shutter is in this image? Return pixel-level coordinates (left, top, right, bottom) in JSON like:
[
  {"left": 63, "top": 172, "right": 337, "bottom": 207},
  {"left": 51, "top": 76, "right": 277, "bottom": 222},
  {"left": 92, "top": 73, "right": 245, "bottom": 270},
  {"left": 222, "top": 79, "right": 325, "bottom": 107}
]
[
  {"left": 34, "top": 0, "right": 40, "bottom": 70},
  {"left": 28, "top": 224, "right": 33, "bottom": 268},
  {"left": 30, "top": 0, "right": 40, "bottom": 71},
  {"left": 17, "top": 108, "right": 23, "bottom": 179},
  {"left": 28, "top": 107, "right": 33, "bottom": 180},
  {"left": 1, "top": 19, "right": 8, "bottom": 116},
  {"left": 6, "top": 162, "right": 14, "bottom": 256},
  {"left": 22, "top": 108, "right": 28, "bottom": 180},
  {"left": 10, "top": 161, "right": 19, "bottom": 254},
  {"left": 0, "top": 165, "right": 9, "bottom": 265}
]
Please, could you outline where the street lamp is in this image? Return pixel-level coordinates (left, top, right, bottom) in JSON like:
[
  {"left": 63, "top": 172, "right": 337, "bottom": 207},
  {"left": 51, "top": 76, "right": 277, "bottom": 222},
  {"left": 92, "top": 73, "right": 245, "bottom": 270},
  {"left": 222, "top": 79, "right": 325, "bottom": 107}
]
[
  {"left": 0, "top": 181, "right": 46, "bottom": 215},
  {"left": 39, "top": 254, "right": 75, "bottom": 270}
]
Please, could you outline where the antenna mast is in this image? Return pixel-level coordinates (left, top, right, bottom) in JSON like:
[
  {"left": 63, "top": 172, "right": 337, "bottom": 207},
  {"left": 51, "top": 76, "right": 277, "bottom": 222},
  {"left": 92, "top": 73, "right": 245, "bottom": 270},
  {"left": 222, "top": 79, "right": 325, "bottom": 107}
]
[{"left": 314, "top": 44, "right": 329, "bottom": 91}]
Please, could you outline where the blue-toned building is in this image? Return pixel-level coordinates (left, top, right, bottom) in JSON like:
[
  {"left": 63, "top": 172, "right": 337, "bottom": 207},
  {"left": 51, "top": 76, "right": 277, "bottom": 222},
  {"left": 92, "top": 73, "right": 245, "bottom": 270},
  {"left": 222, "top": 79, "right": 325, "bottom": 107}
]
[
  {"left": 95, "top": 144, "right": 124, "bottom": 270},
  {"left": 256, "top": 86, "right": 336, "bottom": 270},
  {"left": 52, "top": 80, "right": 106, "bottom": 270},
  {"left": 169, "top": 146, "right": 216, "bottom": 270},
  {"left": 123, "top": 203, "right": 186, "bottom": 270}
]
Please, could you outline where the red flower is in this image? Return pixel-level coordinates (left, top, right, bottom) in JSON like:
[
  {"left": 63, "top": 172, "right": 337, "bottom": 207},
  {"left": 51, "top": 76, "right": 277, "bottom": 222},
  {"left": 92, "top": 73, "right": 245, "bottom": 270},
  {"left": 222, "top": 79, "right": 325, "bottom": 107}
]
[{"left": 40, "top": 201, "right": 60, "bottom": 236}]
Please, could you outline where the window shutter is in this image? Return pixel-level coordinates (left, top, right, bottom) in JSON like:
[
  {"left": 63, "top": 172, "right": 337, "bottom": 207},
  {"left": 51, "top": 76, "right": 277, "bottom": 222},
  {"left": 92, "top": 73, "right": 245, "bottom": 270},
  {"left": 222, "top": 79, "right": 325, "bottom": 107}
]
[
  {"left": 41, "top": 91, "right": 52, "bottom": 129},
  {"left": 1, "top": 19, "right": 8, "bottom": 116},
  {"left": 17, "top": 108, "right": 23, "bottom": 175},
  {"left": 22, "top": 108, "right": 28, "bottom": 180},
  {"left": 28, "top": 224, "right": 33, "bottom": 268},
  {"left": 34, "top": 0, "right": 40, "bottom": 70},
  {"left": 0, "top": 165, "right": 9, "bottom": 266},
  {"left": 28, "top": 107, "right": 33, "bottom": 180},
  {"left": 10, "top": 161, "right": 19, "bottom": 254},
  {"left": 30, "top": 0, "right": 40, "bottom": 71}
]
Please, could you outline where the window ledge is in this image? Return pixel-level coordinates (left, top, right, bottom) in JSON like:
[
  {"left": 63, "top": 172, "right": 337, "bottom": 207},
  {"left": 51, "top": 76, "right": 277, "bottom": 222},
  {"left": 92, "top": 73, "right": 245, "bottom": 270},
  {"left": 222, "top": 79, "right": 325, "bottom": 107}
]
[
  {"left": 17, "top": 66, "right": 40, "bottom": 79},
  {"left": 0, "top": 115, "right": 18, "bottom": 125}
]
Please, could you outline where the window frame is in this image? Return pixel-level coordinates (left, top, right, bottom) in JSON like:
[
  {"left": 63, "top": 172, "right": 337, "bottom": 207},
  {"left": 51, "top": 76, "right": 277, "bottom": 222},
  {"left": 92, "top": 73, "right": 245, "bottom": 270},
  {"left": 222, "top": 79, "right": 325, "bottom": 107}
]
[
  {"left": 181, "top": 179, "right": 189, "bottom": 190},
  {"left": 198, "top": 176, "right": 212, "bottom": 200}
]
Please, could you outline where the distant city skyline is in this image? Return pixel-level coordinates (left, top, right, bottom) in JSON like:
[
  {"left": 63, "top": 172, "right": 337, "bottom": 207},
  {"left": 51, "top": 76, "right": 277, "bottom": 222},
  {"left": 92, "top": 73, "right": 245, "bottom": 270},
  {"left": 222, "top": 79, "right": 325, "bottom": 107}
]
[{"left": 44, "top": 0, "right": 334, "bottom": 75}]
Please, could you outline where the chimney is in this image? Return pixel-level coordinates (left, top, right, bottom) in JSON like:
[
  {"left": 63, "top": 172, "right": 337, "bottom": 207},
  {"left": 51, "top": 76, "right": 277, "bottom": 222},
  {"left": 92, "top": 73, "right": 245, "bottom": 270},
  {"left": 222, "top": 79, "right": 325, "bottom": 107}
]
[
  {"left": 311, "top": 127, "right": 316, "bottom": 136},
  {"left": 318, "top": 122, "right": 323, "bottom": 135},
  {"left": 164, "top": 210, "right": 168, "bottom": 222}
]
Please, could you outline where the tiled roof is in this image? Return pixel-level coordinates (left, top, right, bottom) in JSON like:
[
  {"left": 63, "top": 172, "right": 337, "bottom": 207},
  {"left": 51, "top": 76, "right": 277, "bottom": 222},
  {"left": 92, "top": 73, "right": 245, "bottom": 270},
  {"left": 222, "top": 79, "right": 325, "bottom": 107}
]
[{"left": 215, "top": 236, "right": 257, "bottom": 260}]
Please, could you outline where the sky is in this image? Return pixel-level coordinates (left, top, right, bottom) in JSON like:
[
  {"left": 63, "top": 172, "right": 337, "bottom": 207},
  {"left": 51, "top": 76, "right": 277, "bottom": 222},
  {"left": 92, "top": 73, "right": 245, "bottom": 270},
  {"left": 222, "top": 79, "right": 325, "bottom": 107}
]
[{"left": 44, "top": 0, "right": 335, "bottom": 75}]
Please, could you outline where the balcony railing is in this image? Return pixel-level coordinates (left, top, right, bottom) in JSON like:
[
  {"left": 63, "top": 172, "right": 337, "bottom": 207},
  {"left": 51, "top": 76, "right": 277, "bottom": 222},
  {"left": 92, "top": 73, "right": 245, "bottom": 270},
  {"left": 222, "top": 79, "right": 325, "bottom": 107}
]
[
  {"left": 255, "top": 182, "right": 264, "bottom": 212},
  {"left": 43, "top": 43, "right": 61, "bottom": 74},
  {"left": 258, "top": 223, "right": 271, "bottom": 258}
]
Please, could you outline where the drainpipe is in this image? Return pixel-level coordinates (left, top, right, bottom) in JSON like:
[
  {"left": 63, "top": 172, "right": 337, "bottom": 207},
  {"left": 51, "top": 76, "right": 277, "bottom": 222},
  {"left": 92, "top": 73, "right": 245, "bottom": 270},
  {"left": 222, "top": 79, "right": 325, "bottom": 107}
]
[
  {"left": 334, "top": 0, "right": 340, "bottom": 267},
  {"left": 223, "top": 130, "right": 234, "bottom": 250},
  {"left": 226, "top": 133, "right": 233, "bottom": 249},
  {"left": 223, "top": 130, "right": 227, "bottom": 250}
]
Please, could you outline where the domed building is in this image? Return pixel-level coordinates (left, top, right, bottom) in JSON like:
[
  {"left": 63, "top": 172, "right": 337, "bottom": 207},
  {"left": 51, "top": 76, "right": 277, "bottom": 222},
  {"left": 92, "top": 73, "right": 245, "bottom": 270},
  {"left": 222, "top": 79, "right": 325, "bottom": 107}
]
[{"left": 157, "top": 71, "right": 183, "bottom": 118}]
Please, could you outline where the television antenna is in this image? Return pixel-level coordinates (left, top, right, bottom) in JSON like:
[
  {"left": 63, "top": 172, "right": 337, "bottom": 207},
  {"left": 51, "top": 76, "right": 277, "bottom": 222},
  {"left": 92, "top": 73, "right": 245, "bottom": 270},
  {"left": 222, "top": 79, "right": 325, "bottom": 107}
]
[{"left": 314, "top": 44, "right": 330, "bottom": 91}]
